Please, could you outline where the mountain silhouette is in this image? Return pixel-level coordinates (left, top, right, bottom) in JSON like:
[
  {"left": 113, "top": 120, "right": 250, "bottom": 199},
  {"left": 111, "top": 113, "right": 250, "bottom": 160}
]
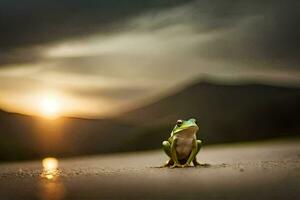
[{"left": 118, "top": 81, "right": 300, "bottom": 150}]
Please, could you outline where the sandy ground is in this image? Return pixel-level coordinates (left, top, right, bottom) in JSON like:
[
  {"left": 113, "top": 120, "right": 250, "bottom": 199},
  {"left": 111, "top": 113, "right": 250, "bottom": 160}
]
[{"left": 0, "top": 138, "right": 299, "bottom": 200}]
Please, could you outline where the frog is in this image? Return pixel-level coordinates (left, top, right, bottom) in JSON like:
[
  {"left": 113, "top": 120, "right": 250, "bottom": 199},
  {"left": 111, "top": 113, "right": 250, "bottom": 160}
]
[{"left": 162, "top": 118, "right": 202, "bottom": 168}]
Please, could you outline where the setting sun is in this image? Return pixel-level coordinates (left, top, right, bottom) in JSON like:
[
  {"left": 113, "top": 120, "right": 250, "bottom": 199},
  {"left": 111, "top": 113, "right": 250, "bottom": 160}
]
[{"left": 39, "top": 95, "right": 61, "bottom": 118}]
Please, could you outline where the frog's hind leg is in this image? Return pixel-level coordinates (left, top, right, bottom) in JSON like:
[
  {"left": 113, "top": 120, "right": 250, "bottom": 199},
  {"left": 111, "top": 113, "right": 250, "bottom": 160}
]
[
  {"left": 193, "top": 140, "right": 202, "bottom": 166},
  {"left": 162, "top": 141, "right": 173, "bottom": 167}
]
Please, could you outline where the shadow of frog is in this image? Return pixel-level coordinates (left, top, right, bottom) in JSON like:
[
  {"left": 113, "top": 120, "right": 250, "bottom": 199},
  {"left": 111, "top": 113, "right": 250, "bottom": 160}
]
[{"left": 151, "top": 163, "right": 226, "bottom": 169}]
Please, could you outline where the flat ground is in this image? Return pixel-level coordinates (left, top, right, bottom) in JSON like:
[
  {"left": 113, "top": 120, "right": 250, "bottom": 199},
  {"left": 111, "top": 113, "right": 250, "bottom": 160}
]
[{"left": 0, "top": 138, "right": 299, "bottom": 200}]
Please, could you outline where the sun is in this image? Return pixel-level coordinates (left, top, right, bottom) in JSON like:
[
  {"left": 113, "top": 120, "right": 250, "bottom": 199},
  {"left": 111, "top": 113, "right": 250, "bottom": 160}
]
[{"left": 39, "top": 95, "right": 61, "bottom": 118}]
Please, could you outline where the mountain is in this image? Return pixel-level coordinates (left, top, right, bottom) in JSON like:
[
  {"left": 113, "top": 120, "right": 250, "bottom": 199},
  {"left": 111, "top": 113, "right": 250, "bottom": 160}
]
[
  {"left": 118, "top": 81, "right": 300, "bottom": 150},
  {"left": 0, "top": 81, "right": 300, "bottom": 161},
  {"left": 0, "top": 110, "right": 134, "bottom": 161}
]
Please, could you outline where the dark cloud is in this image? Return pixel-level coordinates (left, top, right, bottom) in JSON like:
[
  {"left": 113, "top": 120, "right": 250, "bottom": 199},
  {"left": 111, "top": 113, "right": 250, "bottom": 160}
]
[
  {"left": 0, "top": 0, "right": 193, "bottom": 67},
  {"left": 0, "top": 0, "right": 191, "bottom": 49},
  {"left": 0, "top": 0, "right": 299, "bottom": 70},
  {"left": 191, "top": 1, "right": 300, "bottom": 66}
]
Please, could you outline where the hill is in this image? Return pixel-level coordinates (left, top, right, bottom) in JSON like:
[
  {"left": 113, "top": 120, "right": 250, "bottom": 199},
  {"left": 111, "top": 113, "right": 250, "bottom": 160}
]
[{"left": 118, "top": 81, "right": 300, "bottom": 150}]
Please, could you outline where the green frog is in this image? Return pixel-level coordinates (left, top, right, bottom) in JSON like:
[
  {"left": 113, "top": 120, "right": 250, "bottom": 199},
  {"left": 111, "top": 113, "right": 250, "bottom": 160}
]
[{"left": 162, "top": 118, "right": 202, "bottom": 168}]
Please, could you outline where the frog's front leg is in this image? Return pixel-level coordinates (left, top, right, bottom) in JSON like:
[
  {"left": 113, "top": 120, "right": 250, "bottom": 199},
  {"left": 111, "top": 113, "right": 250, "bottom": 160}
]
[
  {"left": 170, "top": 138, "right": 182, "bottom": 168},
  {"left": 162, "top": 141, "right": 173, "bottom": 167},
  {"left": 192, "top": 140, "right": 202, "bottom": 166},
  {"left": 184, "top": 139, "right": 202, "bottom": 167}
]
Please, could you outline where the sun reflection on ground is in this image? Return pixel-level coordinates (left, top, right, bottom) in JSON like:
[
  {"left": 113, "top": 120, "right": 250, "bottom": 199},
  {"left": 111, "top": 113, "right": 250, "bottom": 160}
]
[
  {"left": 42, "top": 157, "right": 58, "bottom": 170},
  {"left": 41, "top": 157, "right": 59, "bottom": 180},
  {"left": 39, "top": 157, "right": 65, "bottom": 200}
]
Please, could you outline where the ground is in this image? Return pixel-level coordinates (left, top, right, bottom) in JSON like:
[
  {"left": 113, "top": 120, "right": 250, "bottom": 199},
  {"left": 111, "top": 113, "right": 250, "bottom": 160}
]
[{"left": 0, "top": 138, "right": 299, "bottom": 200}]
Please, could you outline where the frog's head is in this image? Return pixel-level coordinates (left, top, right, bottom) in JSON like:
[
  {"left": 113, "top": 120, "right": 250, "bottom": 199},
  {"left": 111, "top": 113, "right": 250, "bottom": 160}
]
[{"left": 171, "top": 118, "right": 199, "bottom": 136}]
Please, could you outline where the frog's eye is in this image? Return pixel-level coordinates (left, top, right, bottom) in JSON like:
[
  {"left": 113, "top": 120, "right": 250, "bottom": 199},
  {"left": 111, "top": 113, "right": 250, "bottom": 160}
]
[{"left": 176, "top": 120, "right": 183, "bottom": 126}]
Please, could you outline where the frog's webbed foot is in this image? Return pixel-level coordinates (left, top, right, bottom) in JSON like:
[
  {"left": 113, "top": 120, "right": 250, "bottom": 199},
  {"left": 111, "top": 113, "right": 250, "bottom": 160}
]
[
  {"left": 170, "top": 163, "right": 183, "bottom": 168},
  {"left": 182, "top": 163, "right": 192, "bottom": 168}
]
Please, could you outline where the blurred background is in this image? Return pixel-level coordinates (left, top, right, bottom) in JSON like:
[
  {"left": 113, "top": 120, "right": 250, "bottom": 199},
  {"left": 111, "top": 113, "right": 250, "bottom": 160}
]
[{"left": 0, "top": 0, "right": 299, "bottom": 162}]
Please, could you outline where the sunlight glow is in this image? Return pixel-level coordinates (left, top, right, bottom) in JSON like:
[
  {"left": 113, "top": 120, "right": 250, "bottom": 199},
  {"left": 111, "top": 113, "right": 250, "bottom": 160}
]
[{"left": 39, "top": 95, "right": 61, "bottom": 118}]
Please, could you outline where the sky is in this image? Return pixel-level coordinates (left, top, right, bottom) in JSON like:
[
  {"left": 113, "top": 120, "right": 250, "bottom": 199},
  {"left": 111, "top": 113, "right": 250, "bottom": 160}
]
[{"left": 0, "top": 0, "right": 299, "bottom": 118}]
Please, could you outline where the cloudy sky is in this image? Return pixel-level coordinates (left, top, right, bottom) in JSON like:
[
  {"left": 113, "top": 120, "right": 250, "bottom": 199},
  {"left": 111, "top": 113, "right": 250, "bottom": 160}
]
[{"left": 0, "top": 0, "right": 299, "bottom": 118}]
